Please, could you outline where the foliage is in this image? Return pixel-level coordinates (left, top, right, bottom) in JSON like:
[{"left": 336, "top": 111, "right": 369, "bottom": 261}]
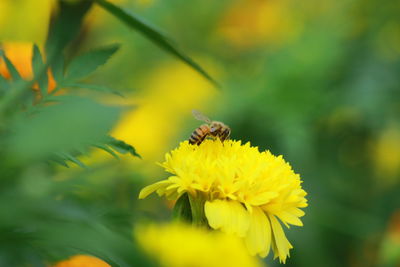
[{"left": 1, "top": 0, "right": 400, "bottom": 266}]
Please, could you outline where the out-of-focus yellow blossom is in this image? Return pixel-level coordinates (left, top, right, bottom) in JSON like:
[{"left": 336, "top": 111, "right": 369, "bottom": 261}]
[
  {"left": 112, "top": 61, "right": 217, "bottom": 164},
  {"left": 135, "top": 223, "right": 264, "bottom": 267},
  {"left": 0, "top": 42, "right": 57, "bottom": 93},
  {"left": 218, "top": 0, "right": 301, "bottom": 49},
  {"left": 0, "top": 0, "right": 53, "bottom": 45},
  {"left": 140, "top": 139, "right": 308, "bottom": 263},
  {"left": 372, "top": 124, "right": 400, "bottom": 182},
  {"left": 53, "top": 255, "right": 111, "bottom": 267}
]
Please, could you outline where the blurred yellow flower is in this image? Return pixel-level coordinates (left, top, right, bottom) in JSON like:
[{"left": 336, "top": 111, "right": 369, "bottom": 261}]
[
  {"left": 140, "top": 139, "right": 308, "bottom": 263},
  {"left": 218, "top": 0, "right": 301, "bottom": 49},
  {"left": 0, "top": 42, "right": 57, "bottom": 93},
  {"left": 372, "top": 124, "right": 400, "bottom": 182},
  {"left": 135, "top": 223, "right": 263, "bottom": 267},
  {"left": 53, "top": 255, "right": 110, "bottom": 267},
  {"left": 0, "top": 0, "right": 53, "bottom": 45},
  {"left": 112, "top": 61, "right": 217, "bottom": 164}
]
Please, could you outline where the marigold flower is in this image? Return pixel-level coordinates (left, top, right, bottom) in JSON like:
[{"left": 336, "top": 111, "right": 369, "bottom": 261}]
[
  {"left": 135, "top": 223, "right": 263, "bottom": 267},
  {"left": 139, "top": 139, "right": 308, "bottom": 263},
  {"left": 53, "top": 255, "right": 110, "bottom": 267}
]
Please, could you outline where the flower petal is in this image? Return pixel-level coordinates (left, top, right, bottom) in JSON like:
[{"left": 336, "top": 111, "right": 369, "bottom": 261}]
[
  {"left": 244, "top": 207, "right": 271, "bottom": 258},
  {"left": 275, "top": 211, "right": 303, "bottom": 227},
  {"left": 138, "top": 180, "right": 170, "bottom": 199},
  {"left": 205, "top": 200, "right": 250, "bottom": 237},
  {"left": 269, "top": 214, "right": 293, "bottom": 263}
]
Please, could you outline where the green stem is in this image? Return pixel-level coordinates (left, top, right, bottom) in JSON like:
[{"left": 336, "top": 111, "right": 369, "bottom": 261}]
[{"left": 188, "top": 193, "right": 208, "bottom": 227}]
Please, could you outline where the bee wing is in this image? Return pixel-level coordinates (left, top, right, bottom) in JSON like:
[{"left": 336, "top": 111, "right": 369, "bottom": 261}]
[{"left": 192, "top": 109, "right": 212, "bottom": 123}]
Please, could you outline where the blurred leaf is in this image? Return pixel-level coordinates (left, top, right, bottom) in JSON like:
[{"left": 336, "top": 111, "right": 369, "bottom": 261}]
[
  {"left": 172, "top": 193, "right": 192, "bottom": 223},
  {"left": 32, "top": 44, "right": 48, "bottom": 97},
  {"left": 65, "top": 44, "right": 120, "bottom": 81},
  {"left": 8, "top": 96, "right": 121, "bottom": 162},
  {"left": 46, "top": 1, "right": 93, "bottom": 58},
  {"left": 106, "top": 136, "right": 141, "bottom": 158},
  {"left": 1, "top": 52, "right": 21, "bottom": 81},
  {"left": 50, "top": 157, "right": 70, "bottom": 168},
  {"left": 93, "top": 0, "right": 219, "bottom": 87},
  {"left": 0, "top": 75, "right": 9, "bottom": 92},
  {"left": 51, "top": 54, "right": 65, "bottom": 84},
  {"left": 64, "top": 82, "right": 124, "bottom": 97},
  {"left": 58, "top": 152, "right": 87, "bottom": 169},
  {"left": 93, "top": 144, "right": 120, "bottom": 159}
]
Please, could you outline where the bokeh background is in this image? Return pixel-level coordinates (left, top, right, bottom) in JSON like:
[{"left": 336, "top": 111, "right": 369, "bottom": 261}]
[{"left": 1, "top": 0, "right": 400, "bottom": 266}]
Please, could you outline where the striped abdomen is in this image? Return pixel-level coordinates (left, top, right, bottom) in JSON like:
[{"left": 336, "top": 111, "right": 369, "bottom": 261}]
[{"left": 189, "top": 124, "right": 210, "bottom": 145}]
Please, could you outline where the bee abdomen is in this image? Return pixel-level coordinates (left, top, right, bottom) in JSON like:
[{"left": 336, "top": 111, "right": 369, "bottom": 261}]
[{"left": 189, "top": 125, "right": 209, "bottom": 145}]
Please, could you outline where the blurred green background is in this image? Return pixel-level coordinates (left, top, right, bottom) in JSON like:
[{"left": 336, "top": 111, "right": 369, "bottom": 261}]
[{"left": 1, "top": 0, "right": 400, "bottom": 266}]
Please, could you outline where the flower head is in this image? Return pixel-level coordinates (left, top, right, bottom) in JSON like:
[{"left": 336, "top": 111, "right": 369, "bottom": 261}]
[
  {"left": 140, "top": 139, "right": 308, "bottom": 263},
  {"left": 135, "top": 223, "right": 263, "bottom": 267},
  {"left": 53, "top": 255, "right": 110, "bottom": 267}
]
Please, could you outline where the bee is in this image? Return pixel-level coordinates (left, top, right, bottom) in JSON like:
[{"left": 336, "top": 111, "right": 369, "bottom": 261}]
[{"left": 189, "top": 110, "right": 231, "bottom": 145}]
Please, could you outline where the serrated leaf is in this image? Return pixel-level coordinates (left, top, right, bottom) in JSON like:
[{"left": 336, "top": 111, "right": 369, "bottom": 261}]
[
  {"left": 106, "top": 136, "right": 140, "bottom": 158},
  {"left": 93, "top": 0, "right": 219, "bottom": 87},
  {"left": 51, "top": 156, "right": 70, "bottom": 168},
  {"left": 1, "top": 53, "right": 21, "bottom": 81},
  {"left": 63, "top": 82, "right": 124, "bottom": 97},
  {"left": 94, "top": 144, "right": 120, "bottom": 159},
  {"left": 65, "top": 44, "right": 120, "bottom": 81},
  {"left": 32, "top": 44, "right": 48, "bottom": 96},
  {"left": 63, "top": 153, "right": 87, "bottom": 168},
  {"left": 173, "top": 193, "right": 192, "bottom": 222}
]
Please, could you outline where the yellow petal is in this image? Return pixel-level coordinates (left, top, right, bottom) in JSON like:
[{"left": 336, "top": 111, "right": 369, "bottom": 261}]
[
  {"left": 275, "top": 211, "right": 303, "bottom": 227},
  {"left": 269, "top": 215, "right": 293, "bottom": 263},
  {"left": 205, "top": 200, "right": 250, "bottom": 237},
  {"left": 244, "top": 207, "right": 271, "bottom": 258},
  {"left": 247, "top": 192, "right": 278, "bottom": 206},
  {"left": 138, "top": 180, "right": 170, "bottom": 199}
]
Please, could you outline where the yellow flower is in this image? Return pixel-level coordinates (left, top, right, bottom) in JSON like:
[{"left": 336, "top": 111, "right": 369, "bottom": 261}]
[
  {"left": 371, "top": 124, "right": 400, "bottom": 184},
  {"left": 53, "top": 255, "right": 110, "bottom": 267},
  {"left": 139, "top": 139, "right": 308, "bottom": 263},
  {"left": 135, "top": 223, "right": 263, "bottom": 267},
  {"left": 0, "top": 0, "right": 53, "bottom": 45}
]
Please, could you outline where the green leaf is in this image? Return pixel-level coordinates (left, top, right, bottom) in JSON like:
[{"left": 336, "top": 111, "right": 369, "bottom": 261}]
[
  {"left": 63, "top": 82, "right": 124, "bottom": 97},
  {"left": 65, "top": 44, "right": 120, "bottom": 81},
  {"left": 63, "top": 153, "right": 87, "bottom": 168},
  {"left": 9, "top": 96, "right": 122, "bottom": 162},
  {"left": 94, "top": 144, "right": 120, "bottom": 159},
  {"left": 45, "top": 1, "right": 93, "bottom": 58},
  {"left": 106, "top": 136, "right": 141, "bottom": 158},
  {"left": 50, "top": 156, "right": 70, "bottom": 168},
  {"left": 1, "top": 53, "right": 21, "bottom": 81},
  {"left": 32, "top": 44, "right": 48, "bottom": 96},
  {"left": 172, "top": 193, "right": 192, "bottom": 223},
  {"left": 50, "top": 53, "right": 65, "bottom": 84},
  {"left": 93, "top": 0, "right": 219, "bottom": 87}
]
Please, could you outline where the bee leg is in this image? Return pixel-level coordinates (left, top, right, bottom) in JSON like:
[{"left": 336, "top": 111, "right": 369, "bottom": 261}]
[{"left": 219, "top": 128, "right": 231, "bottom": 141}]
